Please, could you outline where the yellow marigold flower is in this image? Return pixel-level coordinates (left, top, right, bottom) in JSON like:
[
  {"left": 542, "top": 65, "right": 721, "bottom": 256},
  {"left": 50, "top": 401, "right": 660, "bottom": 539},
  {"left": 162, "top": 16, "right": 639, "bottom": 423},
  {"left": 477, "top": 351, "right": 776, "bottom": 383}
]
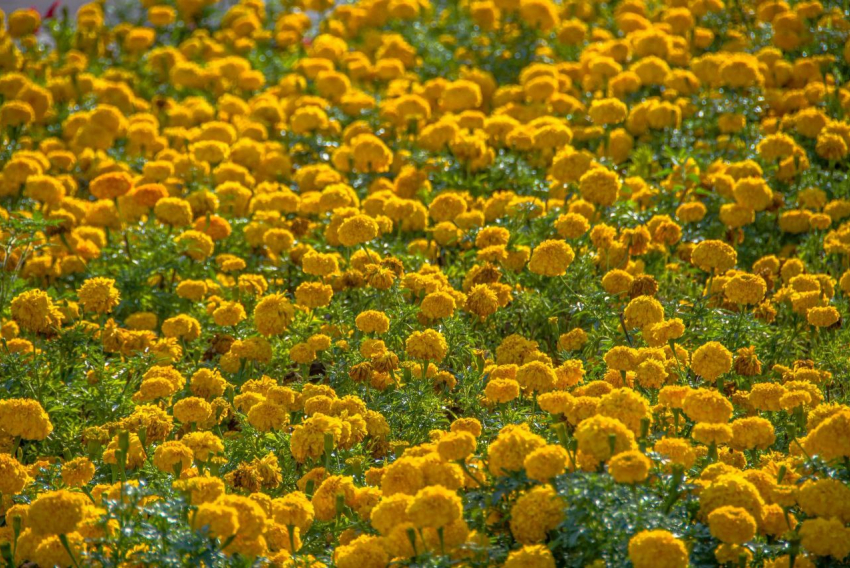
[
  {"left": 289, "top": 106, "right": 329, "bottom": 134},
  {"left": 0, "top": 100, "right": 35, "bottom": 127},
  {"left": 579, "top": 168, "right": 620, "bottom": 207},
  {"left": 312, "top": 475, "right": 356, "bottom": 522},
  {"left": 654, "top": 437, "right": 696, "bottom": 469},
  {"left": 90, "top": 171, "right": 133, "bottom": 200},
  {"left": 624, "top": 296, "right": 664, "bottom": 330},
  {"left": 729, "top": 416, "right": 775, "bottom": 450},
  {"left": 420, "top": 291, "right": 457, "bottom": 320},
  {"left": 575, "top": 416, "right": 636, "bottom": 463},
  {"left": 253, "top": 294, "right": 295, "bottom": 336},
  {"left": 440, "top": 80, "right": 482, "bottom": 112},
  {"left": 628, "top": 530, "right": 689, "bottom": 568},
  {"left": 0, "top": 398, "right": 53, "bottom": 440},
  {"left": 528, "top": 239, "right": 575, "bottom": 276},
  {"left": 816, "top": 133, "right": 849, "bottom": 161},
  {"left": 436, "top": 430, "right": 477, "bottom": 462},
  {"left": 173, "top": 396, "right": 213, "bottom": 425},
  {"left": 193, "top": 502, "right": 240, "bottom": 539},
  {"left": 369, "top": 494, "right": 411, "bottom": 536},
  {"left": 406, "top": 485, "right": 462, "bottom": 529},
  {"left": 608, "top": 450, "right": 650, "bottom": 484},
  {"left": 148, "top": 5, "right": 176, "bottom": 26},
  {"left": 598, "top": 387, "right": 650, "bottom": 434},
  {"left": 181, "top": 432, "right": 225, "bottom": 463},
  {"left": 247, "top": 401, "right": 289, "bottom": 432},
  {"left": 302, "top": 251, "right": 340, "bottom": 277},
  {"left": 635, "top": 358, "right": 667, "bottom": 389},
  {"left": 657, "top": 386, "right": 692, "bottom": 410},
  {"left": 290, "top": 413, "right": 344, "bottom": 463},
  {"left": 60, "top": 457, "right": 95, "bottom": 488},
  {"left": 807, "top": 305, "right": 839, "bottom": 327},
  {"left": 10, "top": 289, "right": 64, "bottom": 333},
  {"left": 28, "top": 490, "right": 90, "bottom": 535},
  {"left": 175, "top": 230, "right": 215, "bottom": 260},
  {"left": 405, "top": 329, "right": 448, "bottom": 362},
  {"left": 173, "top": 475, "right": 225, "bottom": 506},
  {"left": 604, "top": 345, "right": 638, "bottom": 371},
  {"left": 700, "top": 474, "right": 765, "bottom": 520},
  {"left": 796, "top": 479, "right": 850, "bottom": 524},
  {"left": 161, "top": 314, "right": 201, "bottom": 342},
  {"left": 588, "top": 98, "right": 628, "bottom": 125},
  {"left": 757, "top": 133, "right": 797, "bottom": 161},
  {"left": 504, "top": 545, "right": 556, "bottom": 568},
  {"left": 554, "top": 212, "right": 590, "bottom": 239},
  {"left": 31, "top": 533, "right": 85, "bottom": 568},
  {"left": 124, "top": 27, "right": 156, "bottom": 53},
  {"left": 350, "top": 134, "right": 393, "bottom": 173},
  {"left": 676, "top": 201, "right": 707, "bottom": 223},
  {"left": 212, "top": 301, "right": 246, "bottom": 327},
  {"left": 271, "top": 491, "right": 314, "bottom": 534},
  {"left": 488, "top": 423, "right": 546, "bottom": 476},
  {"left": 509, "top": 484, "right": 563, "bottom": 544},
  {"left": 0, "top": 454, "right": 30, "bottom": 494},
  {"left": 799, "top": 517, "right": 850, "bottom": 559},
  {"left": 263, "top": 228, "right": 295, "bottom": 254},
  {"left": 338, "top": 214, "right": 379, "bottom": 247},
  {"left": 24, "top": 175, "right": 65, "bottom": 205},
  {"left": 77, "top": 277, "right": 121, "bottom": 315},
  {"left": 538, "top": 391, "right": 574, "bottom": 416},
  {"left": 602, "top": 269, "right": 633, "bottom": 296},
  {"left": 682, "top": 388, "right": 733, "bottom": 423},
  {"left": 289, "top": 343, "right": 316, "bottom": 365},
  {"left": 524, "top": 444, "right": 568, "bottom": 482},
  {"left": 516, "top": 360, "right": 557, "bottom": 393},
  {"left": 760, "top": 503, "right": 797, "bottom": 538},
  {"left": 125, "top": 311, "right": 158, "bottom": 330},
  {"left": 707, "top": 505, "right": 756, "bottom": 544},
  {"left": 520, "top": 0, "right": 560, "bottom": 31},
  {"left": 103, "top": 433, "right": 147, "bottom": 469},
  {"left": 484, "top": 378, "right": 521, "bottom": 403},
  {"left": 724, "top": 273, "right": 766, "bottom": 305},
  {"left": 154, "top": 197, "right": 193, "bottom": 227},
  {"left": 691, "top": 240, "right": 737, "bottom": 273},
  {"left": 295, "top": 282, "right": 334, "bottom": 308},
  {"left": 733, "top": 177, "right": 773, "bottom": 211},
  {"left": 153, "top": 440, "right": 194, "bottom": 474},
  {"left": 747, "top": 382, "right": 785, "bottom": 411},
  {"left": 465, "top": 284, "right": 501, "bottom": 319},
  {"left": 335, "top": 534, "right": 389, "bottom": 568},
  {"left": 558, "top": 328, "right": 588, "bottom": 351},
  {"left": 216, "top": 494, "right": 267, "bottom": 540},
  {"left": 692, "top": 423, "right": 733, "bottom": 446},
  {"left": 690, "top": 341, "right": 732, "bottom": 382},
  {"left": 802, "top": 409, "right": 850, "bottom": 462},
  {"left": 354, "top": 310, "right": 389, "bottom": 334},
  {"left": 191, "top": 140, "right": 231, "bottom": 164}
]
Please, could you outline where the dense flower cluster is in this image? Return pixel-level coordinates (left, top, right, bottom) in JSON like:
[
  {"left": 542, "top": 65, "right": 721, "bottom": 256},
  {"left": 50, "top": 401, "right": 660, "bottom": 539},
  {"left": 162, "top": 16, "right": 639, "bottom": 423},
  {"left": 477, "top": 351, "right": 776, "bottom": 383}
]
[{"left": 1, "top": 0, "right": 850, "bottom": 566}]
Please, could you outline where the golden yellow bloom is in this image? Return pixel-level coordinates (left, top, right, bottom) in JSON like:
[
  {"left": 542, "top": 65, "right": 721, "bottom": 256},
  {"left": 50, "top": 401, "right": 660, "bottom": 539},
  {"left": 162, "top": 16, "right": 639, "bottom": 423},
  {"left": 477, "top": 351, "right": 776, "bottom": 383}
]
[
  {"left": 628, "top": 530, "right": 689, "bottom": 568},
  {"left": 528, "top": 240, "right": 575, "bottom": 277},
  {"left": 254, "top": 294, "right": 295, "bottom": 336},
  {"left": 77, "top": 277, "right": 120, "bottom": 314},
  {"left": 0, "top": 454, "right": 30, "bottom": 494},
  {"left": 691, "top": 341, "right": 733, "bottom": 382},
  {"left": 405, "top": 329, "right": 448, "bottom": 362},
  {"left": 0, "top": 398, "right": 53, "bottom": 440},
  {"left": 406, "top": 485, "right": 462, "bottom": 528},
  {"left": 10, "top": 290, "right": 64, "bottom": 333},
  {"left": 28, "top": 490, "right": 90, "bottom": 535},
  {"left": 90, "top": 172, "right": 133, "bottom": 200}
]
